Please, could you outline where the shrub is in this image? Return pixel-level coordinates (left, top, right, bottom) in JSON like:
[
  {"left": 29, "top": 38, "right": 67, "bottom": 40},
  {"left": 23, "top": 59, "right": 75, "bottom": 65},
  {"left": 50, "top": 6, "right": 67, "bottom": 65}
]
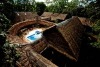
[{"left": 0, "top": 35, "right": 20, "bottom": 67}]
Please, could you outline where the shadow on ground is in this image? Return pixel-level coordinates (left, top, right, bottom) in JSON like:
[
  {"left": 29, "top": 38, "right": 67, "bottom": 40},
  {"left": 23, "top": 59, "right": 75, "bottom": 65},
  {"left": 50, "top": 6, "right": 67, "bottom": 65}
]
[
  {"left": 77, "top": 43, "right": 100, "bottom": 67},
  {"left": 41, "top": 43, "right": 100, "bottom": 67}
]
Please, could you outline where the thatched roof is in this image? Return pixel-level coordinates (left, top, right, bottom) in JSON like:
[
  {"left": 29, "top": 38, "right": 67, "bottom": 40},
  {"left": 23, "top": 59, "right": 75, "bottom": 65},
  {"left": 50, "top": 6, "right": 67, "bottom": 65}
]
[
  {"left": 8, "top": 19, "right": 54, "bottom": 36},
  {"left": 51, "top": 13, "right": 67, "bottom": 21},
  {"left": 14, "top": 12, "right": 38, "bottom": 23},
  {"left": 13, "top": 12, "right": 68, "bottom": 23},
  {"left": 43, "top": 16, "right": 84, "bottom": 61},
  {"left": 41, "top": 12, "right": 67, "bottom": 21},
  {"left": 7, "top": 19, "right": 55, "bottom": 52},
  {"left": 7, "top": 19, "right": 57, "bottom": 67},
  {"left": 16, "top": 43, "right": 57, "bottom": 67},
  {"left": 7, "top": 16, "right": 85, "bottom": 66},
  {"left": 57, "top": 13, "right": 68, "bottom": 20},
  {"left": 78, "top": 17, "right": 92, "bottom": 26},
  {"left": 41, "top": 12, "right": 53, "bottom": 17}
]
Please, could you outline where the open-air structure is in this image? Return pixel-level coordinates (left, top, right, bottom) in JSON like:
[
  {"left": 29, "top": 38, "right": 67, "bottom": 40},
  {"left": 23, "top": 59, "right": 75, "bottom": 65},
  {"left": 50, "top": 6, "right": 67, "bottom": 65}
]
[{"left": 7, "top": 12, "right": 85, "bottom": 67}]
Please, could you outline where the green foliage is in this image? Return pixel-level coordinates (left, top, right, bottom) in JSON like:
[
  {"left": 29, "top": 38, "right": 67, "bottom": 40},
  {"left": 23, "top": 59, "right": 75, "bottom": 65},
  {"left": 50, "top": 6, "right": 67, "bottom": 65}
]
[
  {"left": 46, "top": 0, "right": 67, "bottom": 13},
  {"left": 13, "top": 0, "right": 36, "bottom": 12},
  {"left": 85, "top": 1, "right": 100, "bottom": 48},
  {"left": 92, "top": 20, "right": 100, "bottom": 34},
  {"left": 90, "top": 34, "right": 100, "bottom": 48},
  {"left": 90, "top": 20, "right": 100, "bottom": 48},
  {"left": 0, "top": 0, "right": 36, "bottom": 12},
  {"left": 52, "top": 0, "right": 67, "bottom": 13},
  {"left": 85, "top": 1, "right": 100, "bottom": 20},
  {"left": 2, "top": 42, "right": 20, "bottom": 67},
  {"left": 0, "top": 35, "right": 20, "bottom": 67},
  {"left": 90, "top": 42, "right": 100, "bottom": 48},
  {"left": 35, "top": 2, "right": 46, "bottom": 16},
  {"left": 87, "top": 1, "right": 100, "bottom": 48},
  {"left": 2, "top": 1, "right": 15, "bottom": 21},
  {"left": 46, "top": 0, "right": 78, "bottom": 13},
  {"left": 85, "top": 4, "right": 94, "bottom": 19},
  {"left": 0, "top": 13, "right": 11, "bottom": 32},
  {"left": 71, "top": 7, "right": 87, "bottom": 17}
]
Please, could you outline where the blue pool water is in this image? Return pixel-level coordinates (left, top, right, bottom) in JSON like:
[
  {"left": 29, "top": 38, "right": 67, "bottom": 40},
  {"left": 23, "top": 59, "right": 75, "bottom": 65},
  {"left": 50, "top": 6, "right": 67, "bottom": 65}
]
[
  {"left": 27, "top": 34, "right": 36, "bottom": 41},
  {"left": 26, "top": 30, "right": 42, "bottom": 42}
]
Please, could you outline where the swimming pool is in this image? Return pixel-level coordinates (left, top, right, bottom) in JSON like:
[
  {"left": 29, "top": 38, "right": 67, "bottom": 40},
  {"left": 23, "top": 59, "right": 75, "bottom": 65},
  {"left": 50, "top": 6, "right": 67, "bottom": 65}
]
[{"left": 25, "top": 29, "right": 43, "bottom": 43}]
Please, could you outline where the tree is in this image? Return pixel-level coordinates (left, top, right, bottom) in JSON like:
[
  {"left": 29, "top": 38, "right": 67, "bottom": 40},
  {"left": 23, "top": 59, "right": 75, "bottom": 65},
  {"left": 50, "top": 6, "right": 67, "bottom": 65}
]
[
  {"left": 46, "top": 0, "right": 79, "bottom": 13},
  {"left": 0, "top": 0, "right": 16, "bottom": 22},
  {"left": 35, "top": 2, "right": 46, "bottom": 16},
  {"left": 48, "top": 0, "right": 68, "bottom": 13},
  {"left": 96, "top": 0, "right": 100, "bottom": 4},
  {"left": 85, "top": 0, "right": 100, "bottom": 20},
  {"left": 13, "top": 0, "right": 36, "bottom": 12}
]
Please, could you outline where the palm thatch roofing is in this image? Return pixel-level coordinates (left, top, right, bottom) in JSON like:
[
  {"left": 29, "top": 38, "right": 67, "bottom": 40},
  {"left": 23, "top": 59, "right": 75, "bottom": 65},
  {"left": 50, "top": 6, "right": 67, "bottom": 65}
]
[
  {"left": 13, "top": 12, "right": 38, "bottom": 23},
  {"left": 7, "top": 16, "right": 85, "bottom": 66},
  {"left": 16, "top": 42, "right": 57, "bottom": 67},
  {"left": 14, "top": 12, "right": 68, "bottom": 23},
  {"left": 41, "top": 12, "right": 53, "bottom": 18},
  {"left": 7, "top": 18, "right": 57, "bottom": 67},
  {"left": 43, "top": 16, "right": 84, "bottom": 61},
  {"left": 78, "top": 17, "right": 92, "bottom": 26},
  {"left": 8, "top": 19, "right": 54, "bottom": 36},
  {"left": 41, "top": 12, "right": 67, "bottom": 21},
  {"left": 50, "top": 13, "right": 67, "bottom": 21},
  {"left": 7, "top": 19, "right": 55, "bottom": 52}
]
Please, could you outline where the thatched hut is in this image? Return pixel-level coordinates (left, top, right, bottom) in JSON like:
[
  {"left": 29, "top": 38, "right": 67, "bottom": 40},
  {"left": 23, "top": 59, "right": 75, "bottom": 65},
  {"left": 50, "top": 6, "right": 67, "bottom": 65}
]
[
  {"left": 7, "top": 18, "right": 57, "bottom": 67},
  {"left": 13, "top": 12, "right": 38, "bottom": 23},
  {"left": 43, "top": 16, "right": 84, "bottom": 61},
  {"left": 50, "top": 13, "right": 67, "bottom": 21},
  {"left": 13, "top": 12, "right": 68, "bottom": 24},
  {"left": 7, "top": 18, "right": 55, "bottom": 51},
  {"left": 41, "top": 12, "right": 68, "bottom": 21},
  {"left": 7, "top": 16, "right": 85, "bottom": 67}
]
